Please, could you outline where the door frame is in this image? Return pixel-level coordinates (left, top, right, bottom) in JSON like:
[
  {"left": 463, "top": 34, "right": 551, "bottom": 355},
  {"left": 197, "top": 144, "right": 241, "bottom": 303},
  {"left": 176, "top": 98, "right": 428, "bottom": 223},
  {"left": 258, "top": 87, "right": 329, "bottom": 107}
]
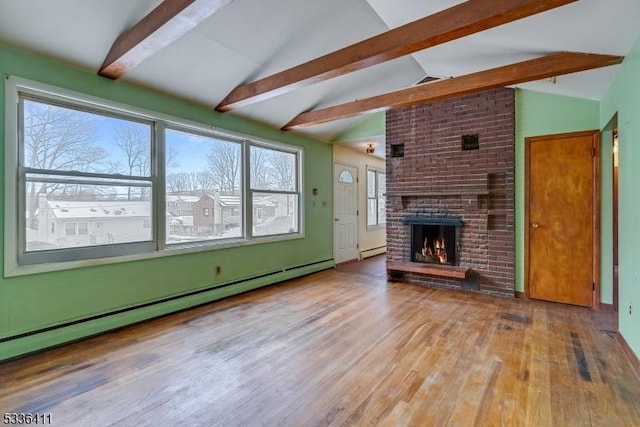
[
  {"left": 612, "top": 128, "right": 619, "bottom": 312},
  {"left": 524, "top": 130, "right": 601, "bottom": 308},
  {"left": 333, "top": 163, "right": 359, "bottom": 264}
]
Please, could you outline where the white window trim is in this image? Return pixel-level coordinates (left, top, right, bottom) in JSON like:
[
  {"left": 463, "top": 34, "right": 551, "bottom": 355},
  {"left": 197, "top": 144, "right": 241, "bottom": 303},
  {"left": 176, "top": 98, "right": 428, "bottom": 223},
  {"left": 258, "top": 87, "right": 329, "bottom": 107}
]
[
  {"left": 366, "top": 166, "right": 386, "bottom": 230},
  {"left": 4, "top": 75, "right": 305, "bottom": 277}
]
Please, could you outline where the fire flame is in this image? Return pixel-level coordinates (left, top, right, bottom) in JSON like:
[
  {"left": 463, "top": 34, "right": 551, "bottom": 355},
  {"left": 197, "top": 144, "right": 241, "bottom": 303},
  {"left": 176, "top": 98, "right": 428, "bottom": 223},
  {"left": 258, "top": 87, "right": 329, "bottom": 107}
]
[{"left": 421, "top": 237, "right": 447, "bottom": 264}]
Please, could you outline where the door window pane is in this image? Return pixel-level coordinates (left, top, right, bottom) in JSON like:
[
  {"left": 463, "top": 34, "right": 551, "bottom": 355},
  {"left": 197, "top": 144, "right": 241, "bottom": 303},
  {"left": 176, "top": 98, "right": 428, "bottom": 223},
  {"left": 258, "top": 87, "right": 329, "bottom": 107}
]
[{"left": 339, "top": 170, "right": 353, "bottom": 184}]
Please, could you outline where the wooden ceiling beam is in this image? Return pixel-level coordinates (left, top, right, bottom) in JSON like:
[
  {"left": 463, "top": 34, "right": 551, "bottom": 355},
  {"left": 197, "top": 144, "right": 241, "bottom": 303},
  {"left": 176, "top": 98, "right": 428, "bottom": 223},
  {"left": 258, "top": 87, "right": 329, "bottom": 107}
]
[
  {"left": 99, "top": 0, "right": 232, "bottom": 79},
  {"left": 216, "top": 0, "right": 577, "bottom": 111},
  {"left": 282, "top": 52, "right": 623, "bottom": 130}
]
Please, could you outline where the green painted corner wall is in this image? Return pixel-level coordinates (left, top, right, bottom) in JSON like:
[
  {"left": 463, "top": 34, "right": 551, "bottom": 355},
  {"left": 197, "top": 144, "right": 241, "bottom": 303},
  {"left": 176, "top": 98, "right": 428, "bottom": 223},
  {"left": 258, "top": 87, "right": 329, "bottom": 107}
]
[
  {"left": 333, "top": 112, "right": 385, "bottom": 142},
  {"left": 514, "top": 89, "right": 606, "bottom": 300},
  {"left": 600, "top": 28, "right": 640, "bottom": 358},
  {"left": 0, "top": 44, "right": 334, "bottom": 361}
]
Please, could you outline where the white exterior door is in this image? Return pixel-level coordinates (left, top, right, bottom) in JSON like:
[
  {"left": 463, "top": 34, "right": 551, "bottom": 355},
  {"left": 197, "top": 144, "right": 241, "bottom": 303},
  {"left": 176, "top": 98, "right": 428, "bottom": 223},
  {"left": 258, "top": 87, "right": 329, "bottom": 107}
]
[{"left": 334, "top": 164, "right": 358, "bottom": 263}]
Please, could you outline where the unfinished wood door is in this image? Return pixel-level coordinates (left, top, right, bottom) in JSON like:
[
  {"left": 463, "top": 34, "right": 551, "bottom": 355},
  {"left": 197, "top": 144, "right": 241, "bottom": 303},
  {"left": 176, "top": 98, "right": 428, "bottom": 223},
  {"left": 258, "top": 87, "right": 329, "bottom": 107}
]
[{"left": 526, "top": 131, "right": 599, "bottom": 307}]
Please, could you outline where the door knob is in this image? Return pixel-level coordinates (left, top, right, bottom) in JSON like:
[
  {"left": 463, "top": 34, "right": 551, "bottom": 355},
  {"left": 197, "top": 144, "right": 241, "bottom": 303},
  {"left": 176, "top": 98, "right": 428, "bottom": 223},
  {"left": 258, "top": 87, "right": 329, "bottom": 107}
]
[
  {"left": 531, "top": 222, "right": 540, "bottom": 228},
  {"left": 334, "top": 218, "right": 339, "bottom": 222}
]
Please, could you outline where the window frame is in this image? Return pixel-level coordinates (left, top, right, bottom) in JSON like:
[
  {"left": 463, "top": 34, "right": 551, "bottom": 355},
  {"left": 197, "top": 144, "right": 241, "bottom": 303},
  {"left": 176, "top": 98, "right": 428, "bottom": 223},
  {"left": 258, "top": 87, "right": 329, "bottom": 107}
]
[
  {"left": 366, "top": 167, "right": 386, "bottom": 229},
  {"left": 247, "top": 141, "right": 301, "bottom": 238},
  {"left": 163, "top": 124, "right": 246, "bottom": 247},
  {"left": 4, "top": 76, "right": 304, "bottom": 277},
  {"left": 16, "top": 92, "right": 157, "bottom": 265}
]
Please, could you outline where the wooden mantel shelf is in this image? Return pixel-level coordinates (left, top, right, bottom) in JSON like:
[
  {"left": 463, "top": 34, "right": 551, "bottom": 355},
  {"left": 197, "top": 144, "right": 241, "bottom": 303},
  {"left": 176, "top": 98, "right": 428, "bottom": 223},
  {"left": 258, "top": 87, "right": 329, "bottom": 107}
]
[{"left": 387, "top": 261, "right": 470, "bottom": 279}]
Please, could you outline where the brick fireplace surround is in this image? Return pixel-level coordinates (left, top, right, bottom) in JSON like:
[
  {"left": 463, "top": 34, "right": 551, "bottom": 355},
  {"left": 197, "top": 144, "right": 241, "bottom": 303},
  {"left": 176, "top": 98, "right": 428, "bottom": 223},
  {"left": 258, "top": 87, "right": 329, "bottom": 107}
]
[{"left": 386, "top": 88, "right": 515, "bottom": 297}]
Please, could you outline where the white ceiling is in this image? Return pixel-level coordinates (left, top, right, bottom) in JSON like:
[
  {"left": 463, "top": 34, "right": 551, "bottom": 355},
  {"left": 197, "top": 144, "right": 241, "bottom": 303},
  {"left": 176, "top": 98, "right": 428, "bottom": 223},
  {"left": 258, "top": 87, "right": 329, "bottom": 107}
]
[{"left": 1, "top": 0, "right": 639, "bottom": 157}]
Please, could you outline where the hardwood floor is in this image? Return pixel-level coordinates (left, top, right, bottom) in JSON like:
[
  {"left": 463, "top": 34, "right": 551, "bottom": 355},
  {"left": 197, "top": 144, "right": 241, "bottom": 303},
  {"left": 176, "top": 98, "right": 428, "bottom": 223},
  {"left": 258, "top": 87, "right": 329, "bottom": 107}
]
[{"left": 1, "top": 261, "right": 639, "bottom": 426}]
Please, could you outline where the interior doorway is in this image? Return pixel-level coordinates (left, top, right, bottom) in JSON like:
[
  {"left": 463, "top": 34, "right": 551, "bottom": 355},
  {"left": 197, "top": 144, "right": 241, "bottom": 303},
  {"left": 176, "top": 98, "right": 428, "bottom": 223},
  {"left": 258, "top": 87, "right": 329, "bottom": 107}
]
[
  {"left": 334, "top": 164, "right": 358, "bottom": 264},
  {"left": 525, "top": 130, "right": 600, "bottom": 307}
]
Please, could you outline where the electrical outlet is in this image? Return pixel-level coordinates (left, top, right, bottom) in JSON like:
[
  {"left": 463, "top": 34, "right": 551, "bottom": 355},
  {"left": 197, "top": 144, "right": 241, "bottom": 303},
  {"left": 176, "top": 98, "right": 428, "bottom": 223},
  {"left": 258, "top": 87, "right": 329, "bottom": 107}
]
[
  {"left": 215, "top": 265, "right": 221, "bottom": 275},
  {"left": 630, "top": 304, "right": 633, "bottom": 315}
]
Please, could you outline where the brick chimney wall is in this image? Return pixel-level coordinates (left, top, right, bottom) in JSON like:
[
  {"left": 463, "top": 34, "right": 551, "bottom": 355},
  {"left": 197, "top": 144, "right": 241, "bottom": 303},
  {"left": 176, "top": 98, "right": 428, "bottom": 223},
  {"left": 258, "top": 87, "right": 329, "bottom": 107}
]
[{"left": 386, "top": 88, "right": 516, "bottom": 297}]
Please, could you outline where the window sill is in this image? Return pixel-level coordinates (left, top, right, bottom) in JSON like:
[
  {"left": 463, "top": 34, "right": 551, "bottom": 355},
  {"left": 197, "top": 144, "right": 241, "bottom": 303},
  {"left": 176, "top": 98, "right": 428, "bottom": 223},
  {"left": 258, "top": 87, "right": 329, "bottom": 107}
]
[
  {"left": 366, "top": 224, "right": 386, "bottom": 231},
  {"left": 4, "top": 232, "right": 305, "bottom": 278}
]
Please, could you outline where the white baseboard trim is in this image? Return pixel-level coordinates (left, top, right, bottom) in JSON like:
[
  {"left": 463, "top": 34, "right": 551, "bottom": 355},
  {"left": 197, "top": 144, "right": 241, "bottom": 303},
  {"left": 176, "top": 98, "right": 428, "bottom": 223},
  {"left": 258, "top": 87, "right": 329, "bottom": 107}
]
[{"left": 360, "top": 246, "right": 386, "bottom": 259}]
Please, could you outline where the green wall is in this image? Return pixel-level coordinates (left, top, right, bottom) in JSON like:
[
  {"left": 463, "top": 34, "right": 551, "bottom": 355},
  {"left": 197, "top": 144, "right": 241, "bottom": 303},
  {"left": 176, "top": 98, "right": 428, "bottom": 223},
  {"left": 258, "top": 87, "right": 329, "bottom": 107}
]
[
  {"left": 600, "top": 28, "right": 640, "bottom": 358},
  {"left": 0, "top": 44, "right": 334, "bottom": 361},
  {"left": 333, "top": 112, "right": 385, "bottom": 142},
  {"left": 514, "top": 89, "right": 604, "bottom": 298}
]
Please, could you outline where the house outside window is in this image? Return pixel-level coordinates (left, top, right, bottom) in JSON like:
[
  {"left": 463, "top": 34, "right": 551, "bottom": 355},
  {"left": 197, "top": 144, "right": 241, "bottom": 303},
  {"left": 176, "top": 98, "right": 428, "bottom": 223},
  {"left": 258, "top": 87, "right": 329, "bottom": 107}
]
[{"left": 367, "top": 169, "right": 386, "bottom": 227}]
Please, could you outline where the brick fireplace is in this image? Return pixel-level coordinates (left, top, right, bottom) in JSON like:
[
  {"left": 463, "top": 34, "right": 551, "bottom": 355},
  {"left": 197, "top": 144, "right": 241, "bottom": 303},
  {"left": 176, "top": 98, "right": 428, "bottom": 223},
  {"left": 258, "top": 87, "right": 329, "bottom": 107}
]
[
  {"left": 386, "top": 88, "right": 515, "bottom": 297},
  {"left": 406, "top": 216, "right": 462, "bottom": 266}
]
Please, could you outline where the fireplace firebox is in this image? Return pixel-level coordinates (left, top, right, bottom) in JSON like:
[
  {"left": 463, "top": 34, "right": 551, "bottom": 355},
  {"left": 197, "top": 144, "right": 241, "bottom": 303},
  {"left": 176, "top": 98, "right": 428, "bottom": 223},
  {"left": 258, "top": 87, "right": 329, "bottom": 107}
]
[{"left": 404, "top": 217, "right": 462, "bottom": 266}]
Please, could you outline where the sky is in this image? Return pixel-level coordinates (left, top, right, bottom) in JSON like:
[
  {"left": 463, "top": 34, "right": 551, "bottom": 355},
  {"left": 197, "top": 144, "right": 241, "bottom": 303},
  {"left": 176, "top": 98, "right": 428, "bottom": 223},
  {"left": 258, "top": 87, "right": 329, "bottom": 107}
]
[
  {"left": 27, "top": 99, "right": 225, "bottom": 176},
  {"left": 166, "top": 129, "right": 216, "bottom": 174},
  {"left": 92, "top": 116, "right": 230, "bottom": 175},
  {"left": 24, "top": 98, "right": 285, "bottom": 193}
]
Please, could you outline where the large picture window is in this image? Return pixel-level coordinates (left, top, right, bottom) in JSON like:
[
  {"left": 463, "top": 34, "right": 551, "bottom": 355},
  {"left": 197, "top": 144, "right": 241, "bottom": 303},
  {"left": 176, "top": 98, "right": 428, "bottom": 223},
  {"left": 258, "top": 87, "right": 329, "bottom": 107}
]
[
  {"left": 5, "top": 77, "right": 303, "bottom": 275},
  {"left": 367, "top": 169, "right": 386, "bottom": 227}
]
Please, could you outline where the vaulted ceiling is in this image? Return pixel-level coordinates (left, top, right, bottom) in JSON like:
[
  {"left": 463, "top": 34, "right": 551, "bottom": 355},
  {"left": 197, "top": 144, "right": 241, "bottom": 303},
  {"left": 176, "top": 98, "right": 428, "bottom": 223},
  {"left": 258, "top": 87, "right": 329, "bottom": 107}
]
[{"left": 1, "top": 0, "right": 639, "bottom": 155}]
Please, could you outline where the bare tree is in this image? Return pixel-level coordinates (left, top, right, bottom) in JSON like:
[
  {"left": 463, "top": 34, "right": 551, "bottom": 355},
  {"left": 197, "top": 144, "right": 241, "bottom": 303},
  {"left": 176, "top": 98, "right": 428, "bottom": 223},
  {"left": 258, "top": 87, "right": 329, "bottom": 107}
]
[
  {"left": 166, "top": 172, "right": 196, "bottom": 194},
  {"left": 166, "top": 146, "right": 178, "bottom": 170},
  {"left": 193, "top": 171, "right": 216, "bottom": 194},
  {"left": 206, "top": 142, "right": 240, "bottom": 194},
  {"left": 114, "top": 127, "right": 149, "bottom": 176},
  {"left": 250, "top": 146, "right": 271, "bottom": 189},
  {"left": 113, "top": 126, "right": 179, "bottom": 199},
  {"left": 166, "top": 172, "right": 190, "bottom": 194},
  {"left": 24, "top": 101, "right": 104, "bottom": 227},
  {"left": 113, "top": 126, "right": 149, "bottom": 199},
  {"left": 167, "top": 171, "right": 216, "bottom": 194},
  {"left": 268, "top": 150, "right": 295, "bottom": 190}
]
